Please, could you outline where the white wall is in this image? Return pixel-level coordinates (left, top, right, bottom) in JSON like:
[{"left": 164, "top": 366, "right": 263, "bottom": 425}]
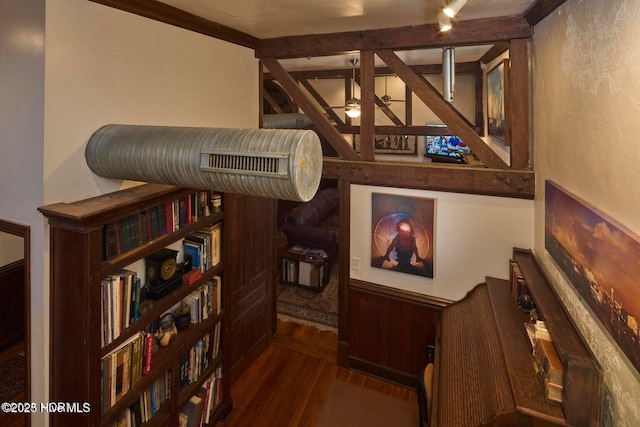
[
  {"left": 0, "top": 0, "right": 46, "bottom": 423},
  {"left": 350, "top": 184, "right": 534, "bottom": 301},
  {"left": 533, "top": 0, "right": 640, "bottom": 424},
  {"left": 44, "top": 0, "right": 259, "bottom": 205},
  {"left": 0, "top": 0, "right": 259, "bottom": 425}
]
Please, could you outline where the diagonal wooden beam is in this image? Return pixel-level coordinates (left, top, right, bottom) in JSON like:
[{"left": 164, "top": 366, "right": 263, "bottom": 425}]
[
  {"left": 375, "top": 49, "right": 508, "bottom": 169},
  {"left": 261, "top": 58, "right": 359, "bottom": 161},
  {"left": 263, "top": 90, "right": 284, "bottom": 114},
  {"left": 298, "top": 79, "right": 345, "bottom": 126}
]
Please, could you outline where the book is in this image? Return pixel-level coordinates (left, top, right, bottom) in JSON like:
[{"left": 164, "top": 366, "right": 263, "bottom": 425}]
[
  {"left": 182, "top": 391, "right": 205, "bottom": 427},
  {"left": 289, "top": 244, "right": 310, "bottom": 254},
  {"left": 535, "top": 338, "right": 564, "bottom": 387}
]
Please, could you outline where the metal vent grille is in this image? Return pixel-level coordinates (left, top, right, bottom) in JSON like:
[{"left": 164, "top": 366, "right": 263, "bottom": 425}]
[{"left": 202, "top": 152, "right": 288, "bottom": 177}]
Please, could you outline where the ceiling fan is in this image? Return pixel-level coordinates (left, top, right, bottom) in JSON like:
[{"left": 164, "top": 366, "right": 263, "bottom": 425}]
[{"left": 380, "top": 76, "right": 405, "bottom": 106}]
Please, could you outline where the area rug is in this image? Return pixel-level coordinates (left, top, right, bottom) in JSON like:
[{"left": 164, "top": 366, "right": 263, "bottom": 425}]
[
  {"left": 276, "top": 262, "right": 338, "bottom": 332},
  {"left": 0, "top": 355, "right": 25, "bottom": 402},
  {"left": 315, "top": 378, "right": 419, "bottom": 427}
]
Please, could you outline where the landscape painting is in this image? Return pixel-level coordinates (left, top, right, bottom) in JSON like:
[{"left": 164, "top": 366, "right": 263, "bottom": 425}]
[
  {"left": 545, "top": 180, "right": 640, "bottom": 373},
  {"left": 370, "top": 193, "right": 434, "bottom": 278}
]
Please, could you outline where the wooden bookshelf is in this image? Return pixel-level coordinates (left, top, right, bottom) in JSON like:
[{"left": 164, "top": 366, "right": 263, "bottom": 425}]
[{"left": 39, "top": 183, "right": 232, "bottom": 426}]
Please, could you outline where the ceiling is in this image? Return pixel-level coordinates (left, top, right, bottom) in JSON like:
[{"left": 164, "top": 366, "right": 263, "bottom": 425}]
[
  {"left": 156, "top": 0, "right": 540, "bottom": 70},
  {"left": 160, "top": 0, "right": 538, "bottom": 39}
]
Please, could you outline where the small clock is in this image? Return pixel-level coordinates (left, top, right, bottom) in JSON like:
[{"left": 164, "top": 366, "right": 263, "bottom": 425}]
[{"left": 145, "top": 248, "right": 179, "bottom": 288}]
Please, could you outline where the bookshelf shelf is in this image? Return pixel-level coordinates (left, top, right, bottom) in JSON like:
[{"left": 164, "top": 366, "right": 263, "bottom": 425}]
[{"left": 39, "top": 184, "right": 232, "bottom": 427}]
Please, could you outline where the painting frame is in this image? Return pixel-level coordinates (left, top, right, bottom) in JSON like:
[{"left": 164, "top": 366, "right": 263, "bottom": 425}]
[
  {"left": 370, "top": 193, "right": 435, "bottom": 279},
  {"left": 353, "top": 134, "right": 418, "bottom": 155},
  {"left": 487, "top": 59, "right": 510, "bottom": 146},
  {"left": 545, "top": 180, "right": 640, "bottom": 374}
]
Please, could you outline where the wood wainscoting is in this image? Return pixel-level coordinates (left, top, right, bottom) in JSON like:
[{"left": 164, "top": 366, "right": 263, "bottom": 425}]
[{"left": 347, "top": 279, "right": 450, "bottom": 388}]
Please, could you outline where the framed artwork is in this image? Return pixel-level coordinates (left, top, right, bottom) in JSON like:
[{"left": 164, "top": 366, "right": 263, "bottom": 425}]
[
  {"left": 545, "top": 180, "right": 640, "bottom": 374},
  {"left": 487, "top": 59, "right": 510, "bottom": 145},
  {"left": 354, "top": 134, "right": 417, "bottom": 155},
  {"left": 370, "top": 193, "right": 434, "bottom": 278}
]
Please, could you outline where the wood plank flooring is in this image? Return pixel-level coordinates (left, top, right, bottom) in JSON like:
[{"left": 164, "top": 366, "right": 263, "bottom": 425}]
[{"left": 217, "top": 320, "right": 417, "bottom": 427}]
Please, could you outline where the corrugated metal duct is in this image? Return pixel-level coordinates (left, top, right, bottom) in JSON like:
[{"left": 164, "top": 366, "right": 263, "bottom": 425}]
[
  {"left": 85, "top": 124, "right": 323, "bottom": 202},
  {"left": 263, "top": 113, "right": 313, "bottom": 129}
]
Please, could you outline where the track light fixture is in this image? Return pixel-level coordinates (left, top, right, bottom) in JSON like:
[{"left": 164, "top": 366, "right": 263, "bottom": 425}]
[
  {"left": 345, "top": 58, "right": 361, "bottom": 118},
  {"left": 443, "top": 0, "right": 467, "bottom": 18},
  {"left": 438, "top": 11, "right": 452, "bottom": 32}
]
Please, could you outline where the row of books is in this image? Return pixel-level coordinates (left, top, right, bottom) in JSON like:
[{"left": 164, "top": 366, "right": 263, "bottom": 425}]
[
  {"left": 184, "top": 277, "right": 222, "bottom": 323},
  {"left": 282, "top": 258, "right": 325, "bottom": 288},
  {"left": 102, "top": 331, "right": 154, "bottom": 413},
  {"left": 110, "top": 371, "right": 171, "bottom": 427},
  {"left": 282, "top": 258, "right": 299, "bottom": 283},
  {"left": 179, "top": 330, "right": 214, "bottom": 390},
  {"left": 183, "top": 223, "right": 222, "bottom": 273},
  {"left": 525, "top": 321, "right": 565, "bottom": 404},
  {"left": 179, "top": 368, "right": 224, "bottom": 427},
  {"left": 103, "top": 190, "right": 222, "bottom": 261},
  {"left": 101, "top": 269, "right": 141, "bottom": 347}
]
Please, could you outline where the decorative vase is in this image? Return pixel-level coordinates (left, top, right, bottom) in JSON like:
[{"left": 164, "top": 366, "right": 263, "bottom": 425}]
[
  {"left": 155, "top": 313, "right": 177, "bottom": 347},
  {"left": 174, "top": 304, "right": 192, "bottom": 331}
]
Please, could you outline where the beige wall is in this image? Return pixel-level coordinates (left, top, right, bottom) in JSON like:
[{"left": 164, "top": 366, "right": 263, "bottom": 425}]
[
  {"left": 2, "top": 0, "right": 258, "bottom": 425},
  {"left": 350, "top": 184, "right": 534, "bottom": 301},
  {"left": 533, "top": 0, "right": 640, "bottom": 424},
  {"left": 44, "top": 0, "right": 259, "bottom": 205}
]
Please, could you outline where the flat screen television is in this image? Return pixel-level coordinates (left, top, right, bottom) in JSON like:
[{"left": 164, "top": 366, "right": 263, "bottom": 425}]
[{"left": 425, "top": 135, "right": 471, "bottom": 164}]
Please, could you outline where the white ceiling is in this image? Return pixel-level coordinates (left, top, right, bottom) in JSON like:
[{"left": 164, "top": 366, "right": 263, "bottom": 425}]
[{"left": 157, "top": 0, "right": 538, "bottom": 70}]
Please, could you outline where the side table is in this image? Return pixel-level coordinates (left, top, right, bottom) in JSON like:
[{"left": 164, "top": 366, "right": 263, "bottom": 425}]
[{"left": 280, "top": 247, "right": 330, "bottom": 292}]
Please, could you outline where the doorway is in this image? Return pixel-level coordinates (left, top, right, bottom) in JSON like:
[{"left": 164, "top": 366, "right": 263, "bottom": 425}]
[{"left": 0, "top": 219, "right": 30, "bottom": 427}]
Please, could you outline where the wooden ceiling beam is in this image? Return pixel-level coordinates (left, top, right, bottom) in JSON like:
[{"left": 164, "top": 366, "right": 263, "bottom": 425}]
[
  {"left": 376, "top": 49, "right": 508, "bottom": 169},
  {"left": 256, "top": 16, "right": 532, "bottom": 59},
  {"left": 322, "top": 158, "right": 534, "bottom": 199},
  {"left": 89, "top": 0, "right": 259, "bottom": 49},
  {"left": 261, "top": 58, "right": 359, "bottom": 161}
]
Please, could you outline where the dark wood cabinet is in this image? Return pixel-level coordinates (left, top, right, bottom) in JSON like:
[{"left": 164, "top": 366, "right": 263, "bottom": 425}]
[{"left": 39, "top": 184, "right": 232, "bottom": 426}]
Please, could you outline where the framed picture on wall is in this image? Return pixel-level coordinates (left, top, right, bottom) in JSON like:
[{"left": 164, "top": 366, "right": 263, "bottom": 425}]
[
  {"left": 545, "top": 180, "right": 640, "bottom": 374},
  {"left": 353, "top": 134, "right": 417, "bottom": 155},
  {"left": 487, "top": 59, "right": 510, "bottom": 145},
  {"left": 370, "top": 193, "right": 434, "bottom": 278}
]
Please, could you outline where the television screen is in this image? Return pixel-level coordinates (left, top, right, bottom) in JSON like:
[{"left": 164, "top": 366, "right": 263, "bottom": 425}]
[{"left": 425, "top": 135, "right": 470, "bottom": 164}]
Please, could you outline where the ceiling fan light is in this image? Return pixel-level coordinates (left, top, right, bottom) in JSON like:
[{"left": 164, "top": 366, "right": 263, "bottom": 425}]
[
  {"left": 345, "top": 99, "right": 361, "bottom": 118},
  {"left": 443, "top": 0, "right": 467, "bottom": 18},
  {"left": 438, "top": 12, "right": 452, "bottom": 32}
]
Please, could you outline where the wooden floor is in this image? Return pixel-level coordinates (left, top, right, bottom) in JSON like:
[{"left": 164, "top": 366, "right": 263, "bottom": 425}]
[{"left": 217, "top": 320, "right": 417, "bottom": 427}]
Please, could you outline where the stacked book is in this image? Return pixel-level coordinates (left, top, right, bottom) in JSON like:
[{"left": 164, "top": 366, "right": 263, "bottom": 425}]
[
  {"left": 179, "top": 333, "right": 211, "bottom": 390},
  {"left": 101, "top": 331, "right": 153, "bottom": 413},
  {"left": 103, "top": 190, "right": 220, "bottom": 261},
  {"left": 531, "top": 322, "right": 564, "bottom": 404},
  {"left": 183, "top": 223, "right": 223, "bottom": 272},
  {"left": 101, "top": 269, "right": 141, "bottom": 346},
  {"left": 182, "top": 277, "right": 222, "bottom": 324}
]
